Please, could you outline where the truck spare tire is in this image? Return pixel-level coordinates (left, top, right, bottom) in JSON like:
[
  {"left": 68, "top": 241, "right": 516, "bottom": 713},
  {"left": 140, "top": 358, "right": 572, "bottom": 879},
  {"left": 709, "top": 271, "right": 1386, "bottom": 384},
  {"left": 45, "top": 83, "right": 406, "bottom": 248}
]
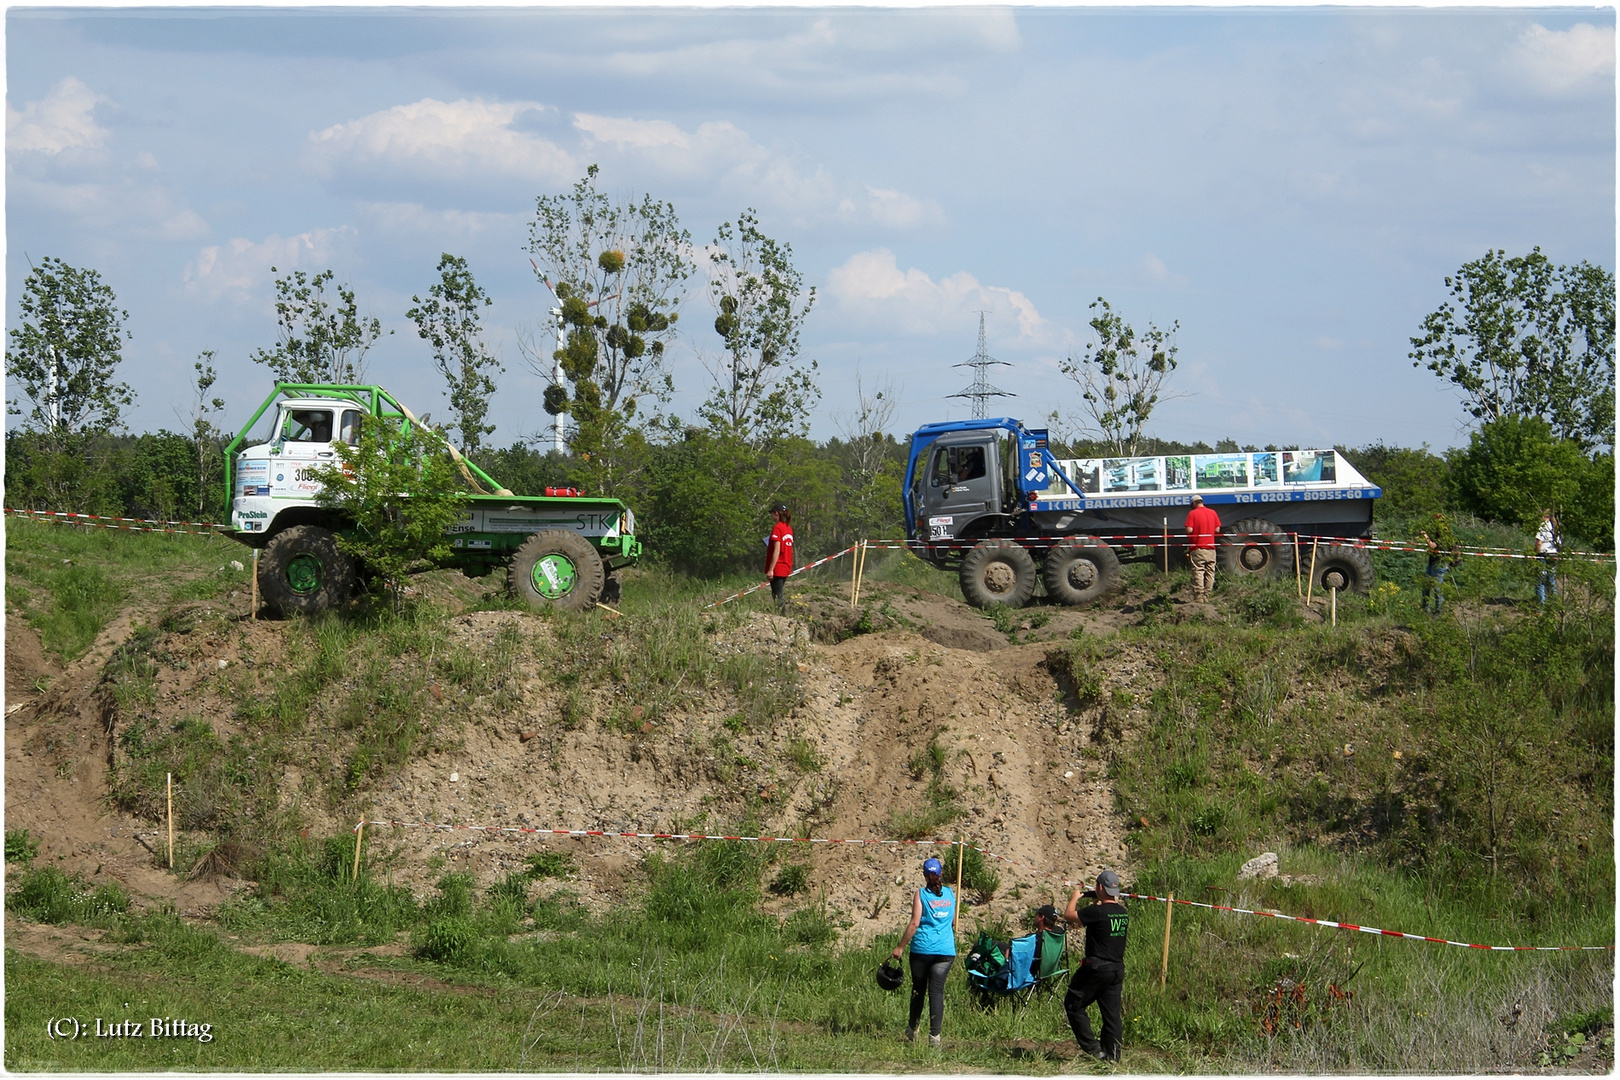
[
  {"left": 1042, "top": 537, "right": 1121, "bottom": 606},
  {"left": 1218, "top": 517, "right": 1295, "bottom": 579},
  {"left": 508, "top": 529, "right": 605, "bottom": 612},
  {"left": 960, "top": 539, "right": 1037, "bottom": 609},
  {"left": 259, "top": 524, "right": 356, "bottom": 616}
]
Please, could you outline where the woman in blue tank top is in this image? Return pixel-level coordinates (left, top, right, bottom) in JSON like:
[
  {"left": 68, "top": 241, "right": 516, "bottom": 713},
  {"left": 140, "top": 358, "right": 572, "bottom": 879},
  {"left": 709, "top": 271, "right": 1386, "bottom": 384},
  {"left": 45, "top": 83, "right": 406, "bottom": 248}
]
[{"left": 889, "top": 857, "right": 957, "bottom": 1046}]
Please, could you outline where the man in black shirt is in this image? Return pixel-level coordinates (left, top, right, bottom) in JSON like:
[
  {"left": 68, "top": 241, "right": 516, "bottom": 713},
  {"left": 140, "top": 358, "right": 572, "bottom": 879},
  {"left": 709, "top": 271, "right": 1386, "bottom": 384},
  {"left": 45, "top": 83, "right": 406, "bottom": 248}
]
[{"left": 1062, "top": 869, "right": 1129, "bottom": 1062}]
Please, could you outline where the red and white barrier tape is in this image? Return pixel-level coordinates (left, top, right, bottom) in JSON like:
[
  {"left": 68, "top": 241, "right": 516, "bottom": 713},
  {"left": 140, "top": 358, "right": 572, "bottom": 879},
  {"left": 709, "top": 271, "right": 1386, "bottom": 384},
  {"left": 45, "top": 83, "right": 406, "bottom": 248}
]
[
  {"left": 702, "top": 544, "right": 859, "bottom": 609},
  {"left": 4, "top": 506, "right": 225, "bottom": 537},
  {"left": 354, "top": 818, "right": 1612, "bottom": 953},
  {"left": 1121, "top": 892, "right": 1611, "bottom": 952},
  {"left": 859, "top": 534, "right": 1613, "bottom": 564}
]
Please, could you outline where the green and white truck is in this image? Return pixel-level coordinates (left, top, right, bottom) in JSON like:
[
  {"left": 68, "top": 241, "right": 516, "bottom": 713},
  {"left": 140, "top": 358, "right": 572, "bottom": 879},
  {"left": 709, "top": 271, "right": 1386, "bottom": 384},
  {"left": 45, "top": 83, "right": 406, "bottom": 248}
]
[{"left": 222, "top": 383, "right": 641, "bottom": 615}]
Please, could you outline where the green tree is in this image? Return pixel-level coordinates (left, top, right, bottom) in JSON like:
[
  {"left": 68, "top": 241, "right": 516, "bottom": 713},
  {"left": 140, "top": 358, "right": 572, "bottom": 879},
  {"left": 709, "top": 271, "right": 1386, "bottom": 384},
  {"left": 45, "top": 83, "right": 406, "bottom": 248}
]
[
  {"left": 527, "top": 165, "right": 692, "bottom": 490},
  {"left": 1060, "top": 297, "right": 1180, "bottom": 457},
  {"left": 1448, "top": 414, "right": 1613, "bottom": 548},
  {"left": 1410, "top": 248, "right": 1615, "bottom": 451},
  {"left": 306, "top": 423, "right": 471, "bottom": 605},
  {"left": 1341, "top": 442, "right": 1450, "bottom": 520},
  {"left": 189, "top": 352, "right": 227, "bottom": 519},
  {"left": 407, "top": 254, "right": 504, "bottom": 455},
  {"left": 702, "top": 209, "right": 819, "bottom": 444},
  {"left": 250, "top": 268, "right": 387, "bottom": 385},
  {"left": 829, "top": 369, "right": 904, "bottom": 546},
  {"left": 5, "top": 256, "right": 133, "bottom": 444}
]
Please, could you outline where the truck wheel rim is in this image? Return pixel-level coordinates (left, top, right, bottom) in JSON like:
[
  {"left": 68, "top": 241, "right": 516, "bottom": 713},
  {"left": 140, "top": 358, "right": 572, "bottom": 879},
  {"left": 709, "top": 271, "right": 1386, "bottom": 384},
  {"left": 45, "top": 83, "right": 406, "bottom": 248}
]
[
  {"left": 1067, "top": 559, "right": 1097, "bottom": 589},
  {"left": 533, "top": 553, "right": 578, "bottom": 599},
  {"left": 286, "top": 553, "right": 323, "bottom": 595},
  {"left": 984, "top": 563, "right": 1015, "bottom": 593},
  {"left": 1241, "top": 547, "right": 1267, "bottom": 570},
  {"left": 1324, "top": 569, "right": 1348, "bottom": 590}
]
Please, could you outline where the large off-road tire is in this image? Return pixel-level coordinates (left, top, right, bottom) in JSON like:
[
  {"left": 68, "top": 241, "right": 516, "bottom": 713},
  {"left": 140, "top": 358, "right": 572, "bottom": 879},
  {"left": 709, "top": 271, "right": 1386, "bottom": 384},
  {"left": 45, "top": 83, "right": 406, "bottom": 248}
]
[
  {"left": 259, "top": 525, "right": 356, "bottom": 616},
  {"left": 507, "top": 530, "right": 605, "bottom": 612},
  {"left": 1218, "top": 517, "right": 1296, "bottom": 580},
  {"left": 1308, "top": 542, "right": 1374, "bottom": 595},
  {"left": 1042, "top": 537, "right": 1122, "bottom": 607},
  {"left": 959, "top": 540, "right": 1037, "bottom": 609}
]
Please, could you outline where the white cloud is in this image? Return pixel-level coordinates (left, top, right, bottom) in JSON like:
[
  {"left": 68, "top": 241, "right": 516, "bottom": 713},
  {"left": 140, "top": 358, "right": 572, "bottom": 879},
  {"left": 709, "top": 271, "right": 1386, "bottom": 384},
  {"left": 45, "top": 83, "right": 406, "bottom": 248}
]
[
  {"left": 575, "top": 113, "right": 942, "bottom": 228},
  {"left": 184, "top": 227, "right": 354, "bottom": 302},
  {"left": 1514, "top": 23, "right": 1615, "bottom": 94},
  {"left": 826, "top": 248, "right": 1057, "bottom": 343},
  {"left": 9, "top": 175, "right": 207, "bottom": 241},
  {"left": 307, "top": 98, "right": 576, "bottom": 183},
  {"left": 6, "top": 77, "right": 107, "bottom": 155},
  {"left": 358, "top": 201, "right": 518, "bottom": 238}
]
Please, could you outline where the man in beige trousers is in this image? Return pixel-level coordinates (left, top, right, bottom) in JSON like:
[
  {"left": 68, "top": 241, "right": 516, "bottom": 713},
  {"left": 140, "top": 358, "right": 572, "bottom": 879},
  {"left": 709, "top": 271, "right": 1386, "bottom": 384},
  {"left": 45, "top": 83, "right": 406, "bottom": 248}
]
[{"left": 1185, "top": 495, "right": 1221, "bottom": 602}]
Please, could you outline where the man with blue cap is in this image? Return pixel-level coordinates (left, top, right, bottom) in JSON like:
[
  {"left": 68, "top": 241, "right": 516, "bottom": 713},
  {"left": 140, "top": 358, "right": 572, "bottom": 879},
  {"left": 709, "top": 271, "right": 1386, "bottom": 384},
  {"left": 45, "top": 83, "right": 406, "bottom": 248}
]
[
  {"left": 890, "top": 855, "right": 957, "bottom": 1047},
  {"left": 1062, "top": 869, "right": 1129, "bottom": 1062}
]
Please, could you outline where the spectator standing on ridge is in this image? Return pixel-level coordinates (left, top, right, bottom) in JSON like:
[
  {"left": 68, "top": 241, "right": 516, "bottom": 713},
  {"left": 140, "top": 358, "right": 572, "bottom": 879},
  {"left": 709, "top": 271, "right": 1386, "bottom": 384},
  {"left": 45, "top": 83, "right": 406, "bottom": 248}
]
[
  {"left": 1062, "top": 869, "right": 1129, "bottom": 1063},
  {"left": 890, "top": 857, "right": 957, "bottom": 1048},
  {"left": 1185, "top": 495, "right": 1221, "bottom": 602},
  {"left": 765, "top": 503, "right": 794, "bottom": 615},
  {"left": 1535, "top": 508, "right": 1560, "bottom": 605}
]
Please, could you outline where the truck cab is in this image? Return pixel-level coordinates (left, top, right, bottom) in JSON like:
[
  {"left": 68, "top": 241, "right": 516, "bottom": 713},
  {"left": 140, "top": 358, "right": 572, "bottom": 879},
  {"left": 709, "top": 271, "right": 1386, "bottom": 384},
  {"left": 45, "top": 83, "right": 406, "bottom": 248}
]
[
  {"left": 231, "top": 397, "right": 366, "bottom": 537},
  {"left": 905, "top": 419, "right": 1030, "bottom": 563}
]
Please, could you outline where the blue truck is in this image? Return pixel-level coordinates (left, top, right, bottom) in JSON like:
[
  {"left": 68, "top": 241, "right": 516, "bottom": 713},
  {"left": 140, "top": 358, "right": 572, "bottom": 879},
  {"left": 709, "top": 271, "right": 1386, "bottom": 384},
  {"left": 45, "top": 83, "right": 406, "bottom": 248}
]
[{"left": 903, "top": 417, "right": 1381, "bottom": 608}]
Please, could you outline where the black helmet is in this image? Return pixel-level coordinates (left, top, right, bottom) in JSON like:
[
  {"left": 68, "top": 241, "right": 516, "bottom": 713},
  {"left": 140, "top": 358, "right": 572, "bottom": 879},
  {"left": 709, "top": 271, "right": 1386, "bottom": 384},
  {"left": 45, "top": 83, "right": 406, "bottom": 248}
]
[{"left": 875, "top": 958, "right": 904, "bottom": 992}]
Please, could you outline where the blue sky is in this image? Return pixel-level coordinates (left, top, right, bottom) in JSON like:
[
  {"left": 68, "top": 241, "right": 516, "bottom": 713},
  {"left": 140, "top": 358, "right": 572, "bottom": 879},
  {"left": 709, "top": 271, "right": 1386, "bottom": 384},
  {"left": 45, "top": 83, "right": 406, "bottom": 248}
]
[{"left": 6, "top": 6, "right": 1614, "bottom": 455}]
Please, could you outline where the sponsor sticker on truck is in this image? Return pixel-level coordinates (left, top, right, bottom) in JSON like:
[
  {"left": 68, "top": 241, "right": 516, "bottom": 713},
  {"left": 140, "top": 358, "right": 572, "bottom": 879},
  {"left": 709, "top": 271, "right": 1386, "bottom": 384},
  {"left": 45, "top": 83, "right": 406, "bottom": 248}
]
[{"left": 236, "top": 459, "right": 270, "bottom": 497}]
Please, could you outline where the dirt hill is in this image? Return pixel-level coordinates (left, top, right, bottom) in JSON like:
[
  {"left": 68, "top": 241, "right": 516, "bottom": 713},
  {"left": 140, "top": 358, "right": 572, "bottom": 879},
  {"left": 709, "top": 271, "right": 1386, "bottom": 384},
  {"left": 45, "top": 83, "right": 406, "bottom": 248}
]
[{"left": 4, "top": 573, "right": 1159, "bottom": 943}]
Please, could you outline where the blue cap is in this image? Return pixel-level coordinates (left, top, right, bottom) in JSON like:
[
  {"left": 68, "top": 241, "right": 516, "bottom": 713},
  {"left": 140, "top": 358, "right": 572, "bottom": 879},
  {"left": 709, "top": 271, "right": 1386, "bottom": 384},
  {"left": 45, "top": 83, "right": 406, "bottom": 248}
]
[{"left": 923, "top": 858, "right": 943, "bottom": 875}]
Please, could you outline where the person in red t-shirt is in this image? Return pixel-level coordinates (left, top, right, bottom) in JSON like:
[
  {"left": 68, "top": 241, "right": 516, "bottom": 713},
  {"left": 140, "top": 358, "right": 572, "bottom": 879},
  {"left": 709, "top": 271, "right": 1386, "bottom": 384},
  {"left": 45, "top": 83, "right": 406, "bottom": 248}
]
[
  {"left": 1184, "top": 494, "right": 1222, "bottom": 602},
  {"left": 765, "top": 504, "right": 794, "bottom": 614}
]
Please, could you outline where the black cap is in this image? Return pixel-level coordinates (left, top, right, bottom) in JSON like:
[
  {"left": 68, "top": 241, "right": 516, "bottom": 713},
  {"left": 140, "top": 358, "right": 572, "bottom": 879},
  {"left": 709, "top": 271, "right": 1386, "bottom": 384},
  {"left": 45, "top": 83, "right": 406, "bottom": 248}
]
[{"left": 1035, "top": 903, "right": 1059, "bottom": 922}]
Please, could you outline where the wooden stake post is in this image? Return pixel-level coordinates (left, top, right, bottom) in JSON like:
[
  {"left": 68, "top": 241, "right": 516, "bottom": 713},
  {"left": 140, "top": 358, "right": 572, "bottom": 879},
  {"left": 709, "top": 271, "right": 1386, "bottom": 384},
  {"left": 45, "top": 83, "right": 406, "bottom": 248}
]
[
  {"left": 953, "top": 840, "right": 965, "bottom": 933},
  {"left": 166, "top": 773, "right": 174, "bottom": 869},
  {"left": 250, "top": 549, "right": 259, "bottom": 620},
  {"left": 1306, "top": 538, "right": 1320, "bottom": 606},
  {"left": 1160, "top": 892, "right": 1174, "bottom": 989},
  {"left": 1331, "top": 586, "right": 1337, "bottom": 627},
  {"left": 352, "top": 820, "right": 365, "bottom": 882},
  {"left": 1162, "top": 518, "right": 1169, "bottom": 573},
  {"left": 1294, "top": 535, "right": 1302, "bottom": 598}
]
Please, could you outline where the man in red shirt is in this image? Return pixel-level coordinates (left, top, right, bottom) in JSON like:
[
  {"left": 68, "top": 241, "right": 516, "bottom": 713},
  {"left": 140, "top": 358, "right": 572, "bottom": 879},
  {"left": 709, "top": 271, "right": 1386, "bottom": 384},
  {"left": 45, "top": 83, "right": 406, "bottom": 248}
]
[
  {"left": 1185, "top": 494, "right": 1221, "bottom": 602},
  {"left": 765, "top": 503, "right": 794, "bottom": 615}
]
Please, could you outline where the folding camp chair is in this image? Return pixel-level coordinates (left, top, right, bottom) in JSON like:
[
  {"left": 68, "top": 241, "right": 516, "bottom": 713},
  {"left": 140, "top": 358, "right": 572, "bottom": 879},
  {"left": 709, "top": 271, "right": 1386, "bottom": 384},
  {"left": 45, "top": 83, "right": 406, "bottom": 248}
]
[
  {"left": 966, "top": 931, "right": 1046, "bottom": 1008},
  {"left": 1026, "top": 927, "right": 1069, "bottom": 1002}
]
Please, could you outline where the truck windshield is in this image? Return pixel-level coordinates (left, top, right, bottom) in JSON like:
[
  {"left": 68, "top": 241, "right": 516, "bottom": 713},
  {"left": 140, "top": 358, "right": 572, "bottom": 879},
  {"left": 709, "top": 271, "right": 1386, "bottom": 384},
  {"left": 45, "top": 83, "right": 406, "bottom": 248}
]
[{"left": 283, "top": 409, "right": 334, "bottom": 443}]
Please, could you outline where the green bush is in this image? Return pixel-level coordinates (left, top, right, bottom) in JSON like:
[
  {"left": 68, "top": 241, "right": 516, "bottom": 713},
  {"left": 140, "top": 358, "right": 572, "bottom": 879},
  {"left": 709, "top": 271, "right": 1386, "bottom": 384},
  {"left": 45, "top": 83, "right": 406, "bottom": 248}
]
[
  {"left": 414, "top": 916, "right": 477, "bottom": 961},
  {"left": 523, "top": 850, "right": 577, "bottom": 880},
  {"left": 769, "top": 863, "right": 810, "bottom": 896},
  {"left": 942, "top": 844, "right": 1001, "bottom": 898},
  {"left": 8, "top": 867, "right": 129, "bottom": 925},
  {"left": 6, "top": 829, "right": 39, "bottom": 865}
]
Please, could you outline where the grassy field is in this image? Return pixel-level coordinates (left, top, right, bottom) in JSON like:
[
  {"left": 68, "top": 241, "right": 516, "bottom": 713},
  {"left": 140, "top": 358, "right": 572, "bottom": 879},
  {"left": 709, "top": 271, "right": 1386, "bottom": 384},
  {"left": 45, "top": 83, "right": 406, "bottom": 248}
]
[
  {"left": 5, "top": 521, "right": 1613, "bottom": 1072},
  {"left": 4, "top": 517, "right": 244, "bottom": 661}
]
